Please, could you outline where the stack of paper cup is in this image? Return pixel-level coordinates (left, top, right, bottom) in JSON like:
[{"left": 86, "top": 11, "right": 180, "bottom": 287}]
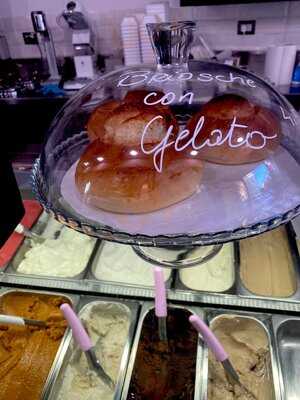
[
  {"left": 279, "top": 45, "right": 297, "bottom": 85},
  {"left": 264, "top": 45, "right": 297, "bottom": 86},
  {"left": 121, "top": 16, "right": 141, "bottom": 66},
  {"left": 140, "top": 14, "right": 157, "bottom": 64},
  {"left": 146, "top": 2, "right": 170, "bottom": 22}
]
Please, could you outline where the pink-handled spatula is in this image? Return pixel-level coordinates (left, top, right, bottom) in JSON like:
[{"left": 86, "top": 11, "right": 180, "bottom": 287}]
[
  {"left": 60, "top": 303, "right": 115, "bottom": 390},
  {"left": 154, "top": 267, "right": 168, "bottom": 341}
]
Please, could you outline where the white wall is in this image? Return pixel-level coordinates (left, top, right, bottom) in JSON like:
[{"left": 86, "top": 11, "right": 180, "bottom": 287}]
[{"left": 0, "top": 0, "right": 300, "bottom": 59}]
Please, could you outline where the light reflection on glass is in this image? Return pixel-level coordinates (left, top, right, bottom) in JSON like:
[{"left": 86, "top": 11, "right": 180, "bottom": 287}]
[
  {"left": 238, "top": 181, "right": 248, "bottom": 201},
  {"left": 253, "top": 163, "right": 269, "bottom": 188},
  {"left": 84, "top": 181, "right": 91, "bottom": 194}
]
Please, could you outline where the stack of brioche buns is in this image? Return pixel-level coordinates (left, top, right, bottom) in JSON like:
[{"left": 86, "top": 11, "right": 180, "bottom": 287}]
[
  {"left": 75, "top": 90, "right": 203, "bottom": 213},
  {"left": 75, "top": 91, "right": 280, "bottom": 214}
]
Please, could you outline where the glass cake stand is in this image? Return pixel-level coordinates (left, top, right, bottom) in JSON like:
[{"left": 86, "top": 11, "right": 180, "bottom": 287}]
[{"left": 32, "top": 21, "right": 300, "bottom": 268}]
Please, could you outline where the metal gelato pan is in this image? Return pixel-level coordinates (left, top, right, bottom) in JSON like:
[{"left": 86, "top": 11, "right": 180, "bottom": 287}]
[
  {"left": 272, "top": 315, "right": 300, "bottom": 400},
  {"left": 44, "top": 296, "right": 140, "bottom": 400},
  {"left": 0, "top": 288, "right": 78, "bottom": 400},
  {"left": 175, "top": 242, "right": 236, "bottom": 295},
  {"left": 4, "top": 211, "right": 99, "bottom": 280},
  {"left": 236, "top": 224, "right": 300, "bottom": 301},
  {"left": 121, "top": 302, "right": 205, "bottom": 400},
  {"left": 88, "top": 240, "right": 174, "bottom": 290},
  {"left": 203, "top": 309, "right": 282, "bottom": 400}
]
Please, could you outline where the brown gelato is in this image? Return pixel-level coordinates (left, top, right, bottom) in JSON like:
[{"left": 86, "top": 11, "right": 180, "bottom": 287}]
[
  {"left": 208, "top": 315, "right": 274, "bottom": 400},
  {"left": 240, "top": 227, "right": 296, "bottom": 297},
  {"left": 0, "top": 292, "right": 70, "bottom": 400},
  {"left": 127, "top": 308, "right": 198, "bottom": 400}
]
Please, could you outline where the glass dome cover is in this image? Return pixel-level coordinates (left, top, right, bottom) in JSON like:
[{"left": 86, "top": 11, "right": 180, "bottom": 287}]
[{"left": 33, "top": 21, "right": 300, "bottom": 246}]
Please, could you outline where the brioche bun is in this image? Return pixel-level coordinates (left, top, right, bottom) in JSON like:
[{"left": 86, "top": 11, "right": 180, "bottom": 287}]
[{"left": 187, "top": 94, "right": 281, "bottom": 165}]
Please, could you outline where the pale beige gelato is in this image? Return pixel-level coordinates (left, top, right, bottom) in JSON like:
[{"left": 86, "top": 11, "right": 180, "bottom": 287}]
[
  {"left": 57, "top": 302, "right": 131, "bottom": 400},
  {"left": 17, "top": 217, "right": 96, "bottom": 277},
  {"left": 179, "top": 244, "right": 234, "bottom": 292},
  {"left": 93, "top": 241, "right": 170, "bottom": 286},
  {"left": 240, "top": 227, "right": 296, "bottom": 297}
]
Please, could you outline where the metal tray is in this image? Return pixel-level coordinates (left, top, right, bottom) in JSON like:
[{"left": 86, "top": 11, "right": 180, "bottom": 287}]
[
  {"left": 44, "top": 295, "right": 140, "bottom": 400},
  {"left": 87, "top": 240, "right": 175, "bottom": 290},
  {"left": 272, "top": 315, "right": 300, "bottom": 400},
  {"left": 0, "top": 288, "right": 79, "bottom": 400},
  {"left": 3, "top": 212, "right": 100, "bottom": 280},
  {"left": 175, "top": 242, "right": 237, "bottom": 295},
  {"left": 120, "top": 301, "right": 205, "bottom": 400},
  {"left": 203, "top": 309, "right": 282, "bottom": 400}
]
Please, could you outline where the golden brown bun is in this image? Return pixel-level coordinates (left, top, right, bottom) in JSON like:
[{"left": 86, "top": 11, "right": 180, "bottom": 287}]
[
  {"left": 187, "top": 94, "right": 281, "bottom": 165},
  {"left": 86, "top": 90, "right": 178, "bottom": 145},
  {"left": 87, "top": 100, "right": 120, "bottom": 142},
  {"left": 103, "top": 103, "right": 178, "bottom": 146},
  {"left": 75, "top": 139, "right": 203, "bottom": 213}
]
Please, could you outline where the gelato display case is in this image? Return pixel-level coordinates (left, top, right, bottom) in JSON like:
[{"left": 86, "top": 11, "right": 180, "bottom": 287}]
[{"left": 1, "top": 21, "right": 300, "bottom": 400}]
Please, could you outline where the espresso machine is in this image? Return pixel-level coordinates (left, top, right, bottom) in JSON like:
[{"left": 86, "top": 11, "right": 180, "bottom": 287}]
[{"left": 58, "top": 1, "right": 96, "bottom": 89}]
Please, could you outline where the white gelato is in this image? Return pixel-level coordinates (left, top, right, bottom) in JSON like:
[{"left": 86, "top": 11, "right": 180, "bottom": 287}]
[
  {"left": 93, "top": 241, "right": 171, "bottom": 286},
  {"left": 17, "top": 216, "right": 96, "bottom": 277},
  {"left": 179, "top": 243, "right": 234, "bottom": 292},
  {"left": 56, "top": 302, "right": 131, "bottom": 400}
]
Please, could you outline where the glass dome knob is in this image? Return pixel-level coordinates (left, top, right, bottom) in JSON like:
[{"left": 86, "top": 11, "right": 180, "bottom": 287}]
[{"left": 147, "top": 21, "right": 196, "bottom": 70}]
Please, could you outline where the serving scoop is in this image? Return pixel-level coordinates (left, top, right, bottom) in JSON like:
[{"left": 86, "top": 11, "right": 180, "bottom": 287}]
[
  {"left": 0, "top": 314, "right": 46, "bottom": 327},
  {"left": 15, "top": 224, "right": 45, "bottom": 244},
  {"left": 15, "top": 223, "right": 61, "bottom": 243},
  {"left": 60, "top": 303, "right": 115, "bottom": 391},
  {"left": 189, "top": 315, "right": 256, "bottom": 399}
]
